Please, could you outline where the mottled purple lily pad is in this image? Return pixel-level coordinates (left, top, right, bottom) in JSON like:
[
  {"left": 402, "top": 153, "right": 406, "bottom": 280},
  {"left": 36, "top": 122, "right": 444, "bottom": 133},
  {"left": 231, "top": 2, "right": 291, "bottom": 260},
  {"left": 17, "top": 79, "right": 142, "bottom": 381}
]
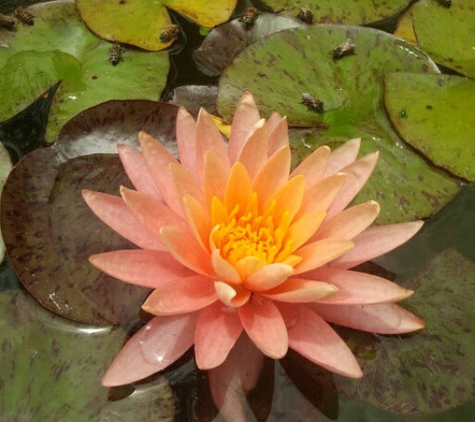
[
  {"left": 194, "top": 12, "right": 303, "bottom": 74},
  {"left": 1, "top": 100, "right": 178, "bottom": 325},
  {"left": 0, "top": 290, "right": 175, "bottom": 421}
]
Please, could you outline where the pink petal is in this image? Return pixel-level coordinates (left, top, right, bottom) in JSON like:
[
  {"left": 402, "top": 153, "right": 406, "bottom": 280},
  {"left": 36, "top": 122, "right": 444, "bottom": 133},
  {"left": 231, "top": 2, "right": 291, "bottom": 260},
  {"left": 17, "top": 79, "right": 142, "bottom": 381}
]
[
  {"left": 182, "top": 194, "right": 212, "bottom": 251},
  {"left": 203, "top": 150, "right": 230, "bottom": 205},
  {"left": 212, "top": 250, "right": 241, "bottom": 285},
  {"left": 142, "top": 275, "right": 217, "bottom": 315},
  {"left": 176, "top": 106, "right": 198, "bottom": 177},
  {"left": 237, "top": 119, "right": 268, "bottom": 180},
  {"left": 169, "top": 162, "right": 204, "bottom": 205},
  {"left": 89, "top": 249, "right": 193, "bottom": 288},
  {"left": 215, "top": 281, "right": 251, "bottom": 307},
  {"left": 82, "top": 189, "right": 165, "bottom": 251},
  {"left": 303, "top": 268, "right": 413, "bottom": 304},
  {"left": 195, "top": 305, "right": 244, "bottom": 370},
  {"left": 279, "top": 304, "right": 363, "bottom": 378},
  {"left": 229, "top": 92, "right": 261, "bottom": 163},
  {"left": 120, "top": 186, "right": 189, "bottom": 238},
  {"left": 195, "top": 108, "right": 230, "bottom": 183},
  {"left": 329, "top": 221, "right": 424, "bottom": 269},
  {"left": 267, "top": 116, "right": 289, "bottom": 157},
  {"left": 313, "top": 200, "right": 380, "bottom": 241},
  {"left": 293, "top": 238, "right": 354, "bottom": 274},
  {"left": 139, "top": 131, "right": 183, "bottom": 216},
  {"left": 265, "top": 111, "right": 282, "bottom": 136},
  {"left": 326, "top": 152, "right": 379, "bottom": 218},
  {"left": 101, "top": 313, "right": 197, "bottom": 386},
  {"left": 140, "top": 313, "right": 199, "bottom": 365},
  {"left": 311, "top": 302, "right": 425, "bottom": 334},
  {"left": 324, "top": 137, "right": 361, "bottom": 177},
  {"left": 117, "top": 144, "right": 163, "bottom": 200},
  {"left": 160, "top": 226, "right": 215, "bottom": 277},
  {"left": 291, "top": 145, "right": 331, "bottom": 186},
  {"left": 208, "top": 333, "right": 264, "bottom": 421},
  {"left": 238, "top": 296, "right": 288, "bottom": 359},
  {"left": 244, "top": 263, "right": 294, "bottom": 292},
  {"left": 262, "top": 278, "right": 338, "bottom": 303}
]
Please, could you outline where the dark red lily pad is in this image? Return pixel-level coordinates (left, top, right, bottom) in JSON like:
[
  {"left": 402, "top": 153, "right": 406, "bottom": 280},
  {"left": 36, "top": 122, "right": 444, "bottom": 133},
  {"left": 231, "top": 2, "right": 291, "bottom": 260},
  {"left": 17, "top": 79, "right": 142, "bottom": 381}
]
[
  {"left": 0, "top": 290, "right": 175, "bottom": 421},
  {"left": 1, "top": 100, "right": 178, "bottom": 325}
]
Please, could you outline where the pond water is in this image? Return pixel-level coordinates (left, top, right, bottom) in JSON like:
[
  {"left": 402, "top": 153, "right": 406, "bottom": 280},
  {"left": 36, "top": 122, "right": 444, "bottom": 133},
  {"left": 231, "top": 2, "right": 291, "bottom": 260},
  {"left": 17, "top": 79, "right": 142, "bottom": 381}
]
[{"left": 0, "top": 0, "right": 474, "bottom": 421}]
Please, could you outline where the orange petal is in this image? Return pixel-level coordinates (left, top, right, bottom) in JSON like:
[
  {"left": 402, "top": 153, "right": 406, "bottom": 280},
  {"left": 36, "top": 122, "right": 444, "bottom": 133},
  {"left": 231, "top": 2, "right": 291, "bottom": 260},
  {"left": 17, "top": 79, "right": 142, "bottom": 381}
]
[
  {"left": 281, "top": 210, "right": 326, "bottom": 256},
  {"left": 195, "top": 108, "right": 230, "bottom": 183},
  {"left": 253, "top": 146, "right": 291, "bottom": 209},
  {"left": 234, "top": 256, "right": 266, "bottom": 281},
  {"left": 169, "top": 162, "right": 204, "bottom": 206},
  {"left": 212, "top": 249, "right": 241, "bottom": 285},
  {"left": 280, "top": 304, "right": 363, "bottom": 378},
  {"left": 324, "top": 137, "right": 361, "bottom": 177},
  {"left": 117, "top": 144, "right": 163, "bottom": 200},
  {"left": 89, "top": 249, "right": 193, "bottom": 288},
  {"left": 313, "top": 200, "right": 380, "bottom": 241},
  {"left": 142, "top": 275, "right": 217, "bottom": 315},
  {"left": 215, "top": 281, "right": 251, "bottom": 307},
  {"left": 293, "top": 238, "right": 354, "bottom": 274},
  {"left": 262, "top": 278, "right": 338, "bottom": 303},
  {"left": 203, "top": 150, "right": 230, "bottom": 206},
  {"left": 305, "top": 268, "right": 414, "bottom": 304},
  {"left": 296, "top": 173, "right": 346, "bottom": 219},
  {"left": 291, "top": 145, "right": 331, "bottom": 186},
  {"left": 327, "top": 152, "right": 379, "bottom": 218},
  {"left": 195, "top": 305, "right": 243, "bottom": 370},
  {"left": 267, "top": 116, "right": 289, "bottom": 156},
  {"left": 160, "top": 226, "right": 215, "bottom": 277},
  {"left": 176, "top": 107, "right": 198, "bottom": 177},
  {"left": 229, "top": 92, "right": 261, "bottom": 163},
  {"left": 139, "top": 131, "right": 183, "bottom": 216},
  {"left": 182, "top": 194, "right": 211, "bottom": 251},
  {"left": 237, "top": 119, "right": 268, "bottom": 180},
  {"left": 311, "top": 302, "right": 425, "bottom": 334},
  {"left": 82, "top": 189, "right": 164, "bottom": 251},
  {"left": 120, "top": 186, "right": 189, "bottom": 238},
  {"left": 238, "top": 296, "right": 288, "bottom": 359},
  {"left": 244, "top": 263, "right": 294, "bottom": 292},
  {"left": 225, "top": 162, "right": 253, "bottom": 213}
]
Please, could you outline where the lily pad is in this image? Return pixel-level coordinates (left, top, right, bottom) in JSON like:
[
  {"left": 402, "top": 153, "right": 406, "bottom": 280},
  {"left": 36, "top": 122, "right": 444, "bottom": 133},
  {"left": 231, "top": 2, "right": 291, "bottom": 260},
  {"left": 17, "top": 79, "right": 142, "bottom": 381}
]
[
  {"left": 217, "top": 25, "right": 460, "bottom": 224},
  {"left": 384, "top": 73, "right": 475, "bottom": 182},
  {"left": 0, "top": 143, "right": 12, "bottom": 264},
  {"left": 396, "top": 0, "right": 475, "bottom": 78},
  {"left": 194, "top": 13, "right": 303, "bottom": 74},
  {"left": 0, "top": 290, "right": 175, "bottom": 421},
  {"left": 77, "top": 0, "right": 238, "bottom": 51},
  {"left": 0, "top": 0, "right": 169, "bottom": 142},
  {"left": 255, "top": 0, "right": 411, "bottom": 26},
  {"left": 0, "top": 100, "right": 178, "bottom": 325}
]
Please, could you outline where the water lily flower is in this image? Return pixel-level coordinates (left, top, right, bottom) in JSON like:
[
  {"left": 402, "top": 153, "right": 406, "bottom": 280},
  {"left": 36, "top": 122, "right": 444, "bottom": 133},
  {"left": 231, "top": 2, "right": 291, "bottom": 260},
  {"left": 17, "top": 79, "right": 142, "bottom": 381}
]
[{"left": 82, "top": 92, "right": 424, "bottom": 391}]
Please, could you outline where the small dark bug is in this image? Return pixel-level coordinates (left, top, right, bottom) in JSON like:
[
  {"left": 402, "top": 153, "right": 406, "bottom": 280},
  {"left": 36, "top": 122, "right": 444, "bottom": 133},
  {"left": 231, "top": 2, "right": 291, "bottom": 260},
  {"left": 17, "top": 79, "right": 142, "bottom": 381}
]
[
  {"left": 0, "top": 13, "right": 15, "bottom": 30},
  {"left": 301, "top": 93, "right": 324, "bottom": 113},
  {"left": 14, "top": 7, "right": 34, "bottom": 25},
  {"left": 159, "top": 24, "right": 179, "bottom": 43},
  {"left": 331, "top": 40, "right": 356, "bottom": 61},
  {"left": 109, "top": 42, "right": 123, "bottom": 66},
  {"left": 437, "top": 0, "right": 451, "bottom": 7},
  {"left": 400, "top": 108, "right": 407, "bottom": 118},
  {"left": 240, "top": 7, "right": 259, "bottom": 29},
  {"left": 297, "top": 7, "right": 314, "bottom": 24}
]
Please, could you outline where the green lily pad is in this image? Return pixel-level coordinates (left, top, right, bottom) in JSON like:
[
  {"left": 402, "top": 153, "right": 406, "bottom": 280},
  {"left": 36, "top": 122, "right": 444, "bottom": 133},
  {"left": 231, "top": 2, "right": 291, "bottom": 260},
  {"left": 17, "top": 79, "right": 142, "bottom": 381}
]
[
  {"left": 384, "top": 73, "right": 475, "bottom": 182},
  {"left": 407, "top": 0, "right": 475, "bottom": 78},
  {"left": 0, "top": 100, "right": 178, "bottom": 325},
  {"left": 77, "top": 0, "right": 238, "bottom": 51},
  {"left": 0, "top": 0, "right": 169, "bottom": 142},
  {"left": 217, "top": 25, "right": 460, "bottom": 224},
  {"left": 0, "top": 290, "right": 175, "bottom": 421},
  {"left": 255, "top": 0, "right": 411, "bottom": 25},
  {"left": 0, "top": 143, "right": 12, "bottom": 264},
  {"left": 194, "top": 13, "right": 303, "bottom": 74}
]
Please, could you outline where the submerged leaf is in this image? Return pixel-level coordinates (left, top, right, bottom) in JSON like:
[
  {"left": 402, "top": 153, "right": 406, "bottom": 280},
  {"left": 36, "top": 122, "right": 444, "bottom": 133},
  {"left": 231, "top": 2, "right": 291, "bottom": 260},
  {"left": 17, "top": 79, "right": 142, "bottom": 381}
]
[
  {"left": 77, "top": 0, "right": 237, "bottom": 51},
  {"left": 385, "top": 73, "right": 475, "bottom": 182},
  {"left": 0, "top": 100, "right": 178, "bottom": 325},
  {"left": 218, "top": 25, "right": 460, "bottom": 224},
  {"left": 0, "top": 0, "right": 169, "bottom": 141},
  {"left": 0, "top": 290, "right": 175, "bottom": 421}
]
